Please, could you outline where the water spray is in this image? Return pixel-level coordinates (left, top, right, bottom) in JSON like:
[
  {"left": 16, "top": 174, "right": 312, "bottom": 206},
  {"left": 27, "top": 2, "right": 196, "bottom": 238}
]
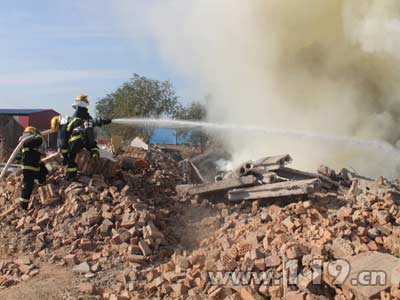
[
  {"left": 113, "top": 118, "right": 400, "bottom": 155},
  {"left": 2, "top": 117, "right": 398, "bottom": 183}
]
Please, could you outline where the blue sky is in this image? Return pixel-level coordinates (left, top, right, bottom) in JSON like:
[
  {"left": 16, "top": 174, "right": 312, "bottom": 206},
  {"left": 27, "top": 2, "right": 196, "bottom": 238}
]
[{"left": 0, "top": 1, "right": 194, "bottom": 115}]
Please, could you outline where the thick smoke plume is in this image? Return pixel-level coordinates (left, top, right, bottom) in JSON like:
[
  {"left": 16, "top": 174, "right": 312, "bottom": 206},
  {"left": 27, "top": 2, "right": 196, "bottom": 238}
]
[{"left": 113, "top": 0, "right": 400, "bottom": 178}]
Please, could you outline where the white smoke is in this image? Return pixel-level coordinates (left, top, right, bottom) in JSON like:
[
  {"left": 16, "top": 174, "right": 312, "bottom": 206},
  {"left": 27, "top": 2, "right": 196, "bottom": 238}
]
[
  {"left": 344, "top": 0, "right": 400, "bottom": 59},
  {"left": 112, "top": 0, "right": 400, "bottom": 178}
]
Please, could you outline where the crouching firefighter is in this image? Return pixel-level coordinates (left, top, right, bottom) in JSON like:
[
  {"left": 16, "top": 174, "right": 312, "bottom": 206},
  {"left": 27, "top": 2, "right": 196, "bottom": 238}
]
[
  {"left": 61, "top": 94, "right": 111, "bottom": 180},
  {"left": 19, "top": 127, "right": 48, "bottom": 210}
]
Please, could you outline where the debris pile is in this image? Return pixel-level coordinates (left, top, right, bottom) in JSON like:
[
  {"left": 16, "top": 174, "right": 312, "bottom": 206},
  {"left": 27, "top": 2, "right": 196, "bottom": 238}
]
[
  {"left": 117, "top": 146, "right": 184, "bottom": 190},
  {"left": 178, "top": 154, "right": 344, "bottom": 202},
  {"left": 0, "top": 255, "right": 38, "bottom": 287},
  {"left": 1, "top": 149, "right": 400, "bottom": 300},
  {"left": 0, "top": 146, "right": 182, "bottom": 292},
  {"left": 134, "top": 173, "right": 400, "bottom": 300}
]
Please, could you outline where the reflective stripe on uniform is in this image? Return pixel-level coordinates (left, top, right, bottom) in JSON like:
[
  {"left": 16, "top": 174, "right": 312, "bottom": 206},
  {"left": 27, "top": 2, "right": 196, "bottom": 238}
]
[
  {"left": 67, "top": 167, "right": 77, "bottom": 172},
  {"left": 66, "top": 117, "right": 80, "bottom": 132},
  {"left": 20, "top": 198, "right": 29, "bottom": 203},
  {"left": 61, "top": 148, "right": 69, "bottom": 154},
  {"left": 91, "top": 147, "right": 99, "bottom": 152},
  {"left": 22, "top": 165, "right": 41, "bottom": 172},
  {"left": 22, "top": 147, "right": 39, "bottom": 153},
  {"left": 69, "top": 135, "right": 82, "bottom": 142}
]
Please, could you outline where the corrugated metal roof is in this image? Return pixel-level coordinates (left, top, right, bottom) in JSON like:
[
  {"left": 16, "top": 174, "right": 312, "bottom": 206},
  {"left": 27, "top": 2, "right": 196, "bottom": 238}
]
[{"left": 0, "top": 109, "right": 48, "bottom": 115}]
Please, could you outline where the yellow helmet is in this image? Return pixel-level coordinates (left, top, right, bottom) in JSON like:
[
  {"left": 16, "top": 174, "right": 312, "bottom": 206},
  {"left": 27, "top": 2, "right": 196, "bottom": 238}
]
[
  {"left": 76, "top": 94, "right": 89, "bottom": 102},
  {"left": 24, "top": 126, "right": 37, "bottom": 134},
  {"left": 51, "top": 115, "right": 61, "bottom": 132},
  {"left": 73, "top": 94, "right": 90, "bottom": 109}
]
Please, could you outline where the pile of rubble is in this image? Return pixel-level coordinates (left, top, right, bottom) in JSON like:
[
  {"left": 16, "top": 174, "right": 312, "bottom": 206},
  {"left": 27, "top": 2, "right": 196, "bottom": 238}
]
[
  {"left": 178, "top": 154, "right": 341, "bottom": 202},
  {"left": 0, "top": 146, "right": 183, "bottom": 295},
  {"left": 114, "top": 171, "right": 400, "bottom": 300},
  {"left": 118, "top": 146, "right": 184, "bottom": 192},
  {"left": 1, "top": 148, "right": 400, "bottom": 300},
  {"left": 0, "top": 255, "right": 38, "bottom": 288}
]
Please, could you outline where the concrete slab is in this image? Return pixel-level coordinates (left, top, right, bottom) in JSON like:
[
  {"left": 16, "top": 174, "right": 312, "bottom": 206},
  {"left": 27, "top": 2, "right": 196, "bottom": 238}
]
[
  {"left": 187, "top": 175, "right": 258, "bottom": 196},
  {"left": 228, "top": 179, "right": 321, "bottom": 201}
]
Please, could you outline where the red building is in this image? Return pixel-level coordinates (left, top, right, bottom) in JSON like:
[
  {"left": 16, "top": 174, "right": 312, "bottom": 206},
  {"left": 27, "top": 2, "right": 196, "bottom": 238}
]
[{"left": 0, "top": 109, "right": 59, "bottom": 147}]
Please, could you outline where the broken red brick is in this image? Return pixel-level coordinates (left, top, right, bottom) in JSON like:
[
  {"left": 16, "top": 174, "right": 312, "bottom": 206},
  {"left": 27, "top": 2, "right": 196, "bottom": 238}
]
[
  {"left": 265, "top": 255, "right": 281, "bottom": 268},
  {"left": 63, "top": 254, "right": 78, "bottom": 266},
  {"left": 79, "top": 283, "right": 95, "bottom": 294},
  {"left": 138, "top": 240, "right": 152, "bottom": 256},
  {"left": 286, "top": 245, "right": 303, "bottom": 259}
]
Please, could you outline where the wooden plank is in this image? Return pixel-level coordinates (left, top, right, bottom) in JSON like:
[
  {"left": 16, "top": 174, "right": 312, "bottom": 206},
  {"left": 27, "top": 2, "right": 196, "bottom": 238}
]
[
  {"left": 189, "top": 160, "right": 205, "bottom": 184},
  {"left": 228, "top": 179, "right": 321, "bottom": 201},
  {"left": 187, "top": 175, "right": 258, "bottom": 196}
]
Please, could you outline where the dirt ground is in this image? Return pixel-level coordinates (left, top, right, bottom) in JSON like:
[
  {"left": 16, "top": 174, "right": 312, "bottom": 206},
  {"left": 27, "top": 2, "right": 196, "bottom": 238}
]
[
  {"left": 0, "top": 264, "right": 77, "bottom": 300},
  {"left": 166, "top": 202, "right": 220, "bottom": 251}
]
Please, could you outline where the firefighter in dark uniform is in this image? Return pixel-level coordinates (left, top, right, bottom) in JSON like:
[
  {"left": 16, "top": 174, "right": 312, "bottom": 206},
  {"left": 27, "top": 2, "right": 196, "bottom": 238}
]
[
  {"left": 61, "top": 94, "right": 111, "bottom": 180},
  {"left": 19, "top": 126, "right": 48, "bottom": 210}
]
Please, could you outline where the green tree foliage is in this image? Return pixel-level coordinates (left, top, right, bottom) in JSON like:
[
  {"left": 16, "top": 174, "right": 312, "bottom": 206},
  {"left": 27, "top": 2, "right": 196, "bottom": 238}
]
[
  {"left": 175, "top": 101, "right": 207, "bottom": 121},
  {"left": 96, "top": 73, "right": 209, "bottom": 147},
  {"left": 96, "top": 74, "right": 181, "bottom": 141}
]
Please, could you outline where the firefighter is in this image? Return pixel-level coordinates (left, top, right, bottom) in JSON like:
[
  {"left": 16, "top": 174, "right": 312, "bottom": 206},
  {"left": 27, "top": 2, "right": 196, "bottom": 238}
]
[
  {"left": 61, "top": 94, "right": 111, "bottom": 180},
  {"left": 51, "top": 114, "right": 70, "bottom": 163},
  {"left": 19, "top": 126, "right": 48, "bottom": 210}
]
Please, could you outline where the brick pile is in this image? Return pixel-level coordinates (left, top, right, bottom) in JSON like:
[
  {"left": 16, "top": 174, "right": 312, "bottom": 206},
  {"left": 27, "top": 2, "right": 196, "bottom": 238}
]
[
  {"left": 1, "top": 148, "right": 400, "bottom": 299},
  {"left": 124, "top": 176, "right": 400, "bottom": 300},
  {"left": 117, "top": 146, "right": 183, "bottom": 192},
  {"left": 0, "top": 255, "right": 38, "bottom": 287},
  {"left": 0, "top": 146, "right": 183, "bottom": 293}
]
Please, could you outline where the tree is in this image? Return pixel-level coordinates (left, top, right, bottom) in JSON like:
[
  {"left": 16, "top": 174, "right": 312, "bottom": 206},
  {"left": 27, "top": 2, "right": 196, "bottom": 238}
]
[
  {"left": 175, "top": 101, "right": 209, "bottom": 149},
  {"left": 175, "top": 101, "right": 207, "bottom": 120},
  {"left": 96, "top": 73, "right": 211, "bottom": 148},
  {"left": 96, "top": 74, "right": 181, "bottom": 141}
]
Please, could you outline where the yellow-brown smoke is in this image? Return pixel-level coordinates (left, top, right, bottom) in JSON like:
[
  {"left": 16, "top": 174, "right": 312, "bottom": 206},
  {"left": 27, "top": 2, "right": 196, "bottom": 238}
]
[{"left": 113, "top": 0, "right": 400, "bottom": 178}]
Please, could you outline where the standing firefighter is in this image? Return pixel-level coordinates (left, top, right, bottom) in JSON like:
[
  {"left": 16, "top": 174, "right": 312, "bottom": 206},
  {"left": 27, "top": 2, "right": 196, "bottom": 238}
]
[
  {"left": 61, "top": 94, "right": 111, "bottom": 180},
  {"left": 20, "top": 126, "right": 48, "bottom": 210}
]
